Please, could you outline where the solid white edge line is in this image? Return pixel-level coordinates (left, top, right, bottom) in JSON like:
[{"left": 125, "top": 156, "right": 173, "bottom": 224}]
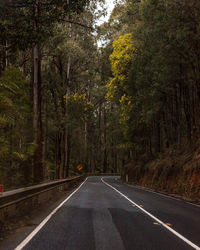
[
  {"left": 126, "top": 183, "right": 182, "bottom": 201},
  {"left": 101, "top": 177, "right": 200, "bottom": 250},
  {"left": 125, "top": 182, "right": 200, "bottom": 208},
  {"left": 15, "top": 177, "right": 88, "bottom": 250},
  {"left": 187, "top": 202, "right": 200, "bottom": 208}
]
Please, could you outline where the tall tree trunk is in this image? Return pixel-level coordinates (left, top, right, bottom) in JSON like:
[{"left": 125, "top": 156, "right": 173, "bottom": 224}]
[
  {"left": 60, "top": 130, "right": 66, "bottom": 178},
  {"left": 33, "top": 0, "right": 43, "bottom": 182},
  {"left": 42, "top": 88, "right": 48, "bottom": 178},
  {"left": 98, "top": 103, "right": 102, "bottom": 171},
  {"left": 103, "top": 107, "right": 107, "bottom": 173},
  {"left": 64, "top": 131, "right": 71, "bottom": 177},
  {"left": 183, "top": 85, "right": 192, "bottom": 142},
  {"left": 63, "top": 56, "right": 71, "bottom": 177},
  {"left": 55, "top": 132, "right": 62, "bottom": 179},
  {"left": 84, "top": 119, "right": 89, "bottom": 172},
  {"left": 5, "top": 40, "right": 8, "bottom": 68}
]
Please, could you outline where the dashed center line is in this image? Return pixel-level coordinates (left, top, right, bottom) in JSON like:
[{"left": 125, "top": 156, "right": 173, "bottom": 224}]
[
  {"left": 101, "top": 177, "right": 200, "bottom": 250},
  {"left": 166, "top": 223, "right": 172, "bottom": 227}
]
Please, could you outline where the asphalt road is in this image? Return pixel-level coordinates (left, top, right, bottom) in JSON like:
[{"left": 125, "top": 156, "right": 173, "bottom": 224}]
[{"left": 13, "top": 176, "right": 200, "bottom": 250}]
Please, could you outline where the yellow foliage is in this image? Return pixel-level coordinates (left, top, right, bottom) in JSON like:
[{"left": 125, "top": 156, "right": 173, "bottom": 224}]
[
  {"left": 110, "top": 33, "right": 134, "bottom": 77},
  {"left": 106, "top": 78, "right": 117, "bottom": 100},
  {"left": 106, "top": 33, "right": 135, "bottom": 128},
  {"left": 106, "top": 33, "right": 135, "bottom": 101}
]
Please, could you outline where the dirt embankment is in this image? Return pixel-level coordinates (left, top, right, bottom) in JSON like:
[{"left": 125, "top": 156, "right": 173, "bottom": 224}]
[{"left": 122, "top": 147, "right": 200, "bottom": 203}]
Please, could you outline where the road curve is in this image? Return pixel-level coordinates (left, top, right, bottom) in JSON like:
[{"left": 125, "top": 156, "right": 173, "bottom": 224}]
[{"left": 13, "top": 176, "right": 200, "bottom": 250}]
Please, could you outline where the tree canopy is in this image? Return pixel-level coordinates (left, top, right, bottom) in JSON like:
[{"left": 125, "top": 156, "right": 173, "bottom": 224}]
[{"left": 1, "top": 0, "right": 200, "bottom": 192}]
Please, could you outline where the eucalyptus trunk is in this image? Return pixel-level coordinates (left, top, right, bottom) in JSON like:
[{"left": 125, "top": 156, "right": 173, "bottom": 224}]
[{"left": 33, "top": 0, "right": 43, "bottom": 182}]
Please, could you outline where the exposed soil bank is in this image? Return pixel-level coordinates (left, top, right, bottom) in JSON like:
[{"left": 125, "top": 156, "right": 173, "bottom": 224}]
[{"left": 122, "top": 147, "right": 200, "bottom": 203}]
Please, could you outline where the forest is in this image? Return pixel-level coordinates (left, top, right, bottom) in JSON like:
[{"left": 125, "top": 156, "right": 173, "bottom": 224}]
[{"left": 0, "top": 0, "right": 200, "bottom": 199}]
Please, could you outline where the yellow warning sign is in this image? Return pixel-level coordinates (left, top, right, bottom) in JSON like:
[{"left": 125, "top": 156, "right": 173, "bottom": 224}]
[{"left": 77, "top": 164, "right": 83, "bottom": 171}]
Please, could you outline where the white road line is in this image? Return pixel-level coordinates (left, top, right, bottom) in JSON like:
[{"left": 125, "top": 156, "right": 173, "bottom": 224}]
[
  {"left": 126, "top": 182, "right": 200, "bottom": 208},
  {"left": 125, "top": 182, "right": 200, "bottom": 208},
  {"left": 15, "top": 177, "right": 88, "bottom": 250},
  {"left": 187, "top": 202, "right": 200, "bottom": 208},
  {"left": 101, "top": 177, "right": 200, "bottom": 250},
  {"left": 125, "top": 183, "right": 182, "bottom": 201}
]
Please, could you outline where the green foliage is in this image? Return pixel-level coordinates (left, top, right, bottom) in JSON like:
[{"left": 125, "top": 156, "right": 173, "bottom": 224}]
[
  {"left": 0, "top": 67, "right": 27, "bottom": 125},
  {"left": 67, "top": 93, "right": 94, "bottom": 122},
  {"left": 104, "top": 0, "right": 200, "bottom": 163},
  {"left": 0, "top": 0, "right": 111, "bottom": 186},
  {"left": 0, "top": 67, "right": 33, "bottom": 187},
  {"left": 3, "top": 0, "right": 200, "bottom": 187}
]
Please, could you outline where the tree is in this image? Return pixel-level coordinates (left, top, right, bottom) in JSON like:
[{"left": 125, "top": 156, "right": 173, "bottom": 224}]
[
  {"left": 0, "top": 0, "right": 98, "bottom": 182},
  {"left": 0, "top": 67, "right": 33, "bottom": 186}
]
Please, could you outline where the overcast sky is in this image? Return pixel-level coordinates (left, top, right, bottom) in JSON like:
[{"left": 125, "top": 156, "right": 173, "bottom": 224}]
[
  {"left": 97, "top": 0, "right": 115, "bottom": 25},
  {"left": 96, "top": 0, "right": 115, "bottom": 47},
  {"left": 105, "top": 0, "right": 115, "bottom": 21}
]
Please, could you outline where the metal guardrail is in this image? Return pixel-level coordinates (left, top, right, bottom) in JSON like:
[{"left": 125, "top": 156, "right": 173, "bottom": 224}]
[
  {"left": 0, "top": 174, "right": 120, "bottom": 209},
  {"left": 0, "top": 176, "right": 82, "bottom": 222},
  {"left": 0, "top": 176, "right": 81, "bottom": 208},
  {"left": 0, "top": 176, "right": 82, "bottom": 208},
  {"left": 0, "top": 174, "right": 120, "bottom": 223}
]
